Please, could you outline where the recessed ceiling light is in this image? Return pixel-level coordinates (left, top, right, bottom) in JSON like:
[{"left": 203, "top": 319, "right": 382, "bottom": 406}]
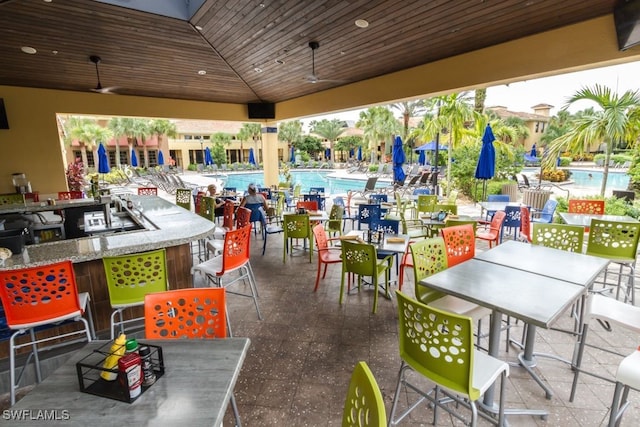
[
  {"left": 21, "top": 46, "right": 37, "bottom": 54},
  {"left": 254, "top": 67, "right": 263, "bottom": 73},
  {"left": 259, "top": 3, "right": 265, "bottom": 7},
  {"left": 43, "top": 0, "right": 53, "bottom": 3},
  {"left": 355, "top": 19, "right": 369, "bottom": 28},
  {"left": 340, "top": 51, "right": 346, "bottom": 55},
  {"left": 195, "top": 25, "right": 203, "bottom": 31},
  {"left": 274, "top": 59, "right": 285, "bottom": 65},
  {"left": 197, "top": 70, "right": 206, "bottom": 75},
  {"left": 51, "top": 50, "right": 58, "bottom": 55}
]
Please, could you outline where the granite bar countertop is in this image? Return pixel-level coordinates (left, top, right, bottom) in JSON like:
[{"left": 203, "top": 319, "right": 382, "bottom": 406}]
[{"left": 0, "top": 195, "right": 214, "bottom": 269}]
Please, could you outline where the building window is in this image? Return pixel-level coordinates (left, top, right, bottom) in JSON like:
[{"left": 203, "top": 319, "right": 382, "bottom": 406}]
[
  {"left": 148, "top": 150, "right": 158, "bottom": 166},
  {"left": 535, "top": 122, "right": 540, "bottom": 132},
  {"left": 73, "top": 150, "right": 95, "bottom": 168},
  {"left": 540, "top": 122, "right": 546, "bottom": 132}
]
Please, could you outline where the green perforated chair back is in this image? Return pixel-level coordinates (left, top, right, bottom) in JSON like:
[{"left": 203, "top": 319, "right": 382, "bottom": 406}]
[
  {"left": 175, "top": 188, "right": 192, "bottom": 211},
  {"left": 102, "top": 248, "right": 169, "bottom": 307},
  {"left": 0, "top": 193, "right": 25, "bottom": 206},
  {"left": 341, "top": 240, "right": 377, "bottom": 277},
  {"left": 446, "top": 190, "right": 459, "bottom": 204},
  {"left": 326, "top": 204, "right": 344, "bottom": 235},
  {"left": 342, "top": 361, "right": 386, "bottom": 427},
  {"left": 395, "top": 291, "right": 477, "bottom": 399},
  {"left": 284, "top": 214, "right": 311, "bottom": 239},
  {"left": 409, "top": 238, "right": 448, "bottom": 303},
  {"left": 531, "top": 223, "right": 584, "bottom": 252},
  {"left": 197, "top": 196, "right": 215, "bottom": 221},
  {"left": 417, "top": 195, "right": 438, "bottom": 215},
  {"left": 586, "top": 219, "right": 640, "bottom": 262},
  {"left": 435, "top": 203, "right": 458, "bottom": 215}
]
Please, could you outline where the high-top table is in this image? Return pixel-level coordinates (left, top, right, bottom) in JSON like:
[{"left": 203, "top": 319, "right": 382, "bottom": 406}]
[
  {"left": 9, "top": 338, "right": 250, "bottom": 427},
  {"left": 559, "top": 212, "right": 639, "bottom": 227},
  {"left": 421, "top": 241, "right": 609, "bottom": 419}
]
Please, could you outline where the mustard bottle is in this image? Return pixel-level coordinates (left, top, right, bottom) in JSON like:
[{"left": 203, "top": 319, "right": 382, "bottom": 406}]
[{"left": 101, "top": 333, "right": 127, "bottom": 381}]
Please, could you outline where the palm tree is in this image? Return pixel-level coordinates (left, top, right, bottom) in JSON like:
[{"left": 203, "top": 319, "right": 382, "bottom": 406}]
[
  {"left": 149, "top": 119, "right": 177, "bottom": 165},
  {"left": 356, "top": 107, "right": 399, "bottom": 163},
  {"left": 278, "top": 120, "right": 303, "bottom": 161},
  {"left": 416, "top": 93, "right": 475, "bottom": 192},
  {"left": 108, "top": 117, "right": 150, "bottom": 168},
  {"left": 474, "top": 88, "right": 487, "bottom": 114},
  {"left": 390, "top": 100, "right": 425, "bottom": 162},
  {"left": 238, "top": 123, "right": 262, "bottom": 163},
  {"left": 66, "top": 117, "right": 112, "bottom": 171},
  {"left": 309, "top": 119, "right": 345, "bottom": 162},
  {"left": 545, "top": 84, "right": 640, "bottom": 196}
]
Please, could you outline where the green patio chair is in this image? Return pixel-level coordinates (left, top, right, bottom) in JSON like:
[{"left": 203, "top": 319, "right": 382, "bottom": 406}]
[
  {"left": 435, "top": 203, "right": 458, "bottom": 215},
  {"left": 586, "top": 219, "right": 640, "bottom": 304},
  {"left": 531, "top": 222, "right": 584, "bottom": 252},
  {"left": 416, "top": 194, "right": 437, "bottom": 217},
  {"left": 342, "top": 361, "right": 386, "bottom": 427},
  {"left": 389, "top": 291, "right": 509, "bottom": 427},
  {"left": 175, "top": 188, "right": 192, "bottom": 211},
  {"left": 283, "top": 214, "right": 313, "bottom": 263},
  {"left": 0, "top": 193, "right": 25, "bottom": 206},
  {"left": 325, "top": 204, "right": 344, "bottom": 238},
  {"left": 340, "top": 240, "right": 392, "bottom": 314},
  {"left": 197, "top": 195, "right": 215, "bottom": 222}
]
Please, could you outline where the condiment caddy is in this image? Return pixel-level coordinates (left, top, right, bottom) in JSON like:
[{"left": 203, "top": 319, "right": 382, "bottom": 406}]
[{"left": 76, "top": 336, "right": 164, "bottom": 403}]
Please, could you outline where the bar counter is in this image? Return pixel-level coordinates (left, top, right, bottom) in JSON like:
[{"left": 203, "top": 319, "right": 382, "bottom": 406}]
[{"left": 0, "top": 196, "right": 214, "bottom": 351}]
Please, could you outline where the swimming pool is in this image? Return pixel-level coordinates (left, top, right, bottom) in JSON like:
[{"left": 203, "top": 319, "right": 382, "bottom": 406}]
[
  {"left": 207, "top": 170, "right": 390, "bottom": 195},
  {"left": 569, "top": 169, "right": 630, "bottom": 189}
]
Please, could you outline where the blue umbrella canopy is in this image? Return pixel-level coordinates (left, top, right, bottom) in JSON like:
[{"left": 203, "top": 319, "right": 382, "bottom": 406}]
[
  {"left": 475, "top": 124, "right": 496, "bottom": 180},
  {"left": 158, "top": 150, "right": 165, "bottom": 165},
  {"left": 392, "top": 135, "right": 406, "bottom": 184},
  {"left": 415, "top": 141, "right": 448, "bottom": 151},
  {"left": 130, "top": 149, "right": 138, "bottom": 167},
  {"left": 248, "top": 148, "right": 256, "bottom": 165},
  {"left": 325, "top": 148, "right": 331, "bottom": 160},
  {"left": 357, "top": 146, "right": 362, "bottom": 161},
  {"left": 349, "top": 148, "right": 355, "bottom": 158},
  {"left": 204, "top": 147, "right": 213, "bottom": 166},
  {"left": 289, "top": 146, "right": 295, "bottom": 163},
  {"left": 530, "top": 143, "right": 537, "bottom": 158},
  {"left": 97, "top": 143, "right": 110, "bottom": 174},
  {"left": 418, "top": 150, "right": 426, "bottom": 166}
]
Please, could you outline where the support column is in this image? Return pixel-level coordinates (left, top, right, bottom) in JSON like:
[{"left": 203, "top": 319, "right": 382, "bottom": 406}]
[{"left": 262, "top": 124, "right": 279, "bottom": 187}]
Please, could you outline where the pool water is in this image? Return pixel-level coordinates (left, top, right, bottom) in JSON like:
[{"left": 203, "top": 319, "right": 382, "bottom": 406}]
[
  {"left": 569, "top": 169, "right": 629, "bottom": 189},
  {"left": 208, "top": 171, "right": 389, "bottom": 195}
]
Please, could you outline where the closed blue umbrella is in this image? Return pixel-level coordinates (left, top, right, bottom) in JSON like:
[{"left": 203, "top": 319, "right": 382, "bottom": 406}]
[
  {"left": 392, "top": 135, "right": 406, "bottom": 184},
  {"left": 97, "top": 143, "right": 110, "bottom": 174},
  {"left": 325, "top": 148, "right": 331, "bottom": 160},
  {"left": 248, "top": 148, "right": 256, "bottom": 165},
  {"left": 475, "top": 124, "right": 496, "bottom": 201},
  {"left": 357, "top": 146, "right": 362, "bottom": 161},
  {"left": 158, "top": 150, "right": 165, "bottom": 165},
  {"left": 204, "top": 147, "right": 213, "bottom": 166},
  {"left": 130, "top": 149, "right": 138, "bottom": 167},
  {"left": 530, "top": 143, "right": 537, "bottom": 158},
  {"left": 289, "top": 146, "right": 295, "bottom": 163},
  {"left": 418, "top": 150, "right": 426, "bottom": 166},
  {"left": 349, "top": 148, "right": 355, "bottom": 158}
]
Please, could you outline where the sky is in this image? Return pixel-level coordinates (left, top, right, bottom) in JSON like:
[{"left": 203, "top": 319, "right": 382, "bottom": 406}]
[{"left": 302, "top": 60, "right": 640, "bottom": 124}]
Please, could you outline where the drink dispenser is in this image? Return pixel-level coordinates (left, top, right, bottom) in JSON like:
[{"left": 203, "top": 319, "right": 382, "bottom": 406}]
[{"left": 12, "top": 173, "right": 31, "bottom": 194}]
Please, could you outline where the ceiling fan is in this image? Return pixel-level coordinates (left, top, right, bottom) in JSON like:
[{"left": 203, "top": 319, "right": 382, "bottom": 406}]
[
  {"left": 89, "top": 55, "right": 117, "bottom": 94},
  {"left": 304, "top": 41, "right": 345, "bottom": 84}
]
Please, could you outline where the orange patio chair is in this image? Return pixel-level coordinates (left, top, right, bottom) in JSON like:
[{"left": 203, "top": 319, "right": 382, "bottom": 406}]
[
  {"left": 312, "top": 224, "right": 342, "bottom": 291},
  {"left": 476, "top": 210, "right": 506, "bottom": 248},
  {"left": 519, "top": 205, "right": 531, "bottom": 242},
  {"left": 296, "top": 200, "right": 318, "bottom": 211},
  {"left": 440, "top": 223, "right": 476, "bottom": 267},
  {"left": 568, "top": 199, "right": 605, "bottom": 215}
]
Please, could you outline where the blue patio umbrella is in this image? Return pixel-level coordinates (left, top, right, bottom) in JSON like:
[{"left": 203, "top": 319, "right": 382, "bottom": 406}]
[
  {"left": 325, "top": 148, "right": 331, "bottom": 160},
  {"left": 418, "top": 149, "right": 426, "bottom": 166},
  {"left": 158, "top": 150, "right": 165, "bottom": 165},
  {"left": 392, "top": 135, "right": 406, "bottom": 184},
  {"left": 289, "top": 146, "right": 295, "bottom": 163},
  {"left": 475, "top": 124, "right": 496, "bottom": 201},
  {"left": 357, "top": 146, "right": 362, "bottom": 161},
  {"left": 204, "top": 147, "right": 213, "bottom": 166},
  {"left": 530, "top": 143, "right": 537, "bottom": 158},
  {"left": 97, "top": 143, "right": 110, "bottom": 174},
  {"left": 349, "top": 148, "right": 355, "bottom": 158},
  {"left": 130, "top": 149, "right": 138, "bottom": 167},
  {"left": 248, "top": 148, "right": 256, "bottom": 165}
]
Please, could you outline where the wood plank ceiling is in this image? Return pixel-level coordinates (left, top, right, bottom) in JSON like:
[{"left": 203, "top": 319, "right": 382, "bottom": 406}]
[{"left": 0, "top": 0, "right": 618, "bottom": 105}]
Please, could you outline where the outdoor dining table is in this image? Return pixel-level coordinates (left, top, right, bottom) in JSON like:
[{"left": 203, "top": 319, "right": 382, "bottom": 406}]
[
  {"left": 421, "top": 241, "right": 609, "bottom": 420},
  {"left": 9, "top": 338, "right": 250, "bottom": 426},
  {"left": 558, "top": 212, "right": 639, "bottom": 226}
]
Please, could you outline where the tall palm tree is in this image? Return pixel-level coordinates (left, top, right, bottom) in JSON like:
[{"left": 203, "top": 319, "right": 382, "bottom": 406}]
[
  {"left": 474, "top": 88, "right": 487, "bottom": 114},
  {"left": 310, "top": 119, "right": 344, "bottom": 162},
  {"left": 417, "top": 92, "right": 475, "bottom": 192},
  {"left": 238, "top": 123, "right": 262, "bottom": 163},
  {"left": 149, "top": 119, "right": 177, "bottom": 165},
  {"left": 108, "top": 117, "right": 150, "bottom": 168},
  {"left": 390, "top": 100, "right": 425, "bottom": 162},
  {"left": 545, "top": 84, "right": 640, "bottom": 196},
  {"left": 356, "top": 107, "right": 399, "bottom": 162},
  {"left": 278, "top": 120, "right": 303, "bottom": 161},
  {"left": 66, "top": 117, "right": 112, "bottom": 171}
]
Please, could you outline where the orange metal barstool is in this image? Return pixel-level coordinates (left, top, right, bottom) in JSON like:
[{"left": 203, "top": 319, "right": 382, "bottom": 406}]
[{"left": 0, "top": 260, "right": 94, "bottom": 405}]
